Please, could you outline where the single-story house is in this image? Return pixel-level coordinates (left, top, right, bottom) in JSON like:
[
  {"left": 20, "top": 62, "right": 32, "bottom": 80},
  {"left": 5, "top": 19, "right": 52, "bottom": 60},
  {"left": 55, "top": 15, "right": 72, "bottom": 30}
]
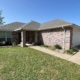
[{"left": 0, "top": 19, "right": 80, "bottom": 50}]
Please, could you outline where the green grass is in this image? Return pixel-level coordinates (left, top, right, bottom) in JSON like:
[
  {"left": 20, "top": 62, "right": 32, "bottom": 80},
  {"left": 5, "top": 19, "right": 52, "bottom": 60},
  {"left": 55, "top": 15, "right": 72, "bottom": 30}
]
[{"left": 0, "top": 47, "right": 80, "bottom": 80}]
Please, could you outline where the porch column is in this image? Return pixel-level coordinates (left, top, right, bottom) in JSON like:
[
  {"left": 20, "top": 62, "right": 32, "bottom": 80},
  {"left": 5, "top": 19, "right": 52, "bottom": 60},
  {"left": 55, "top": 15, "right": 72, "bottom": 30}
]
[
  {"left": 35, "top": 32, "right": 37, "bottom": 43},
  {"left": 21, "top": 31, "right": 26, "bottom": 47}
]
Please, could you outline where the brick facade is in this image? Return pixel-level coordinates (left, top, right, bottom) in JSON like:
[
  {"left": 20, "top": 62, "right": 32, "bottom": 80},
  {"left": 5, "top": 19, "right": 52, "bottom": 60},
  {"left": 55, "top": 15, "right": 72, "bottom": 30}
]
[
  {"left": 12, "top": 31, "right": 35, "bottom": 46},
  {"left": 38, "top": 27, "right": 72, "bottom": 49},
  {"left": 12, "top": 27, "right": 73, "bottom": 49}
]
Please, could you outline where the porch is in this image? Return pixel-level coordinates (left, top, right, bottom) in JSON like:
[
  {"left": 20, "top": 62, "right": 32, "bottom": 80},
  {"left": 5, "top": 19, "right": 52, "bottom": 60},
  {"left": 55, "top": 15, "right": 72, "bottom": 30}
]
[{"left": 12, "top": 30, "right": 38, "bottom": 47}]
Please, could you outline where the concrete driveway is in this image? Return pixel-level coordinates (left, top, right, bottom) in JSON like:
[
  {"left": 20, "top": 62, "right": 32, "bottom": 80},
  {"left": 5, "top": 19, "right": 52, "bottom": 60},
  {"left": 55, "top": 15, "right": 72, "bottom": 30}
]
[{"left": 30, "top": 46, "right": 80, "bottom": 65}]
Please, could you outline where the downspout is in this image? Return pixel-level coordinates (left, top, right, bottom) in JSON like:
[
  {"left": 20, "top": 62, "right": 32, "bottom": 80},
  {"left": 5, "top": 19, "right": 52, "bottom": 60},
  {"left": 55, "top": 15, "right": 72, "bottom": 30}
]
[{"left": 62, "top": 26, "right": 65, "bottom": 53}]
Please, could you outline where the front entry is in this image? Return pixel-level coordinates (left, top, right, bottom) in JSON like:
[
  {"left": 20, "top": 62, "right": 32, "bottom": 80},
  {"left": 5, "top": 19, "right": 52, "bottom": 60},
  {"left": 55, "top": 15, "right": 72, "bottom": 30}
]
[
  {"left": 26, "top": 31, "right": 35, "bottom": 43},
  {"left": 18, "top": 32, "right": 21, "bottom": 44}
]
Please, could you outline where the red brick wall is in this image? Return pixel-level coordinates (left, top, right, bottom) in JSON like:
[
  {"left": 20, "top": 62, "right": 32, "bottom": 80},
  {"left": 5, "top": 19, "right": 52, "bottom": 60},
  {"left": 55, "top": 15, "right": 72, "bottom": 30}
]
[{"left": 38, "top": 27, "right": 72, "bottom": 49}]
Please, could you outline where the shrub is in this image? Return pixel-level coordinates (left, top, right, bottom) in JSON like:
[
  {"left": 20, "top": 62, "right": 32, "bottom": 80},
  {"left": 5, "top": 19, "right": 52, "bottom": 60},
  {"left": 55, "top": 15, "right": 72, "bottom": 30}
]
[
  {"left": 12, "top": 42, "right": 16, "bottom": 46},
  {"left": 72, "top": 47, "right": 78, "bottom": 52},
  {"left": 2, "top": 41, "right": 6, "bottom": 45},
  {"left": 0, "top": 42, "right": 2, "bottom": 46},
  {"left": 66, "top": 49, "right": 73, "bottom": 54},
  {"left": 55, "top": 44, "right": 62, "bottom": 49},
  {"left": 42, "top": 45, "right": 49, "bottom": 48},
  {"left": 35, "top": 42, "right": 42, "bottom": 45},
  {"left": 49, "top": 46, "right": 56, "bottom": 50}
]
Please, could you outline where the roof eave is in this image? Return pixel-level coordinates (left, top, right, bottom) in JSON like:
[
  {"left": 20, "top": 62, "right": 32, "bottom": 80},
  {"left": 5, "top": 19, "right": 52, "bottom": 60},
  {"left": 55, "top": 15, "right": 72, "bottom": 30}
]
[
  {"left": 71, "top": 24, "right": 80, "bottom": 29},
  {"left": 38, "top": 24, "right": 73, "bottom": 31},
  {"left": 14, "top": 28, "right": 39, "bottom": 31}
]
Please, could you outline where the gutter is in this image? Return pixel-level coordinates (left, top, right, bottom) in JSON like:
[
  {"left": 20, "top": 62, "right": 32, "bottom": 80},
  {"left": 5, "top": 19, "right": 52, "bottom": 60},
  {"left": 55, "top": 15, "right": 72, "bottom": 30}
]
[
  {"left": 14, "top": 28, "right": 22, "bottom": 31},
  {"left": 62, "top": 26, "right": 65, "bottom": 53}
]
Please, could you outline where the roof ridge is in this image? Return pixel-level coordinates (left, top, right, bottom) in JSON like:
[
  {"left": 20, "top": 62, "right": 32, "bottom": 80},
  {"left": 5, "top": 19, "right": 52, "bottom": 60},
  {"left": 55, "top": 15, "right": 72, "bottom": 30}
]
[
  {"left": 41, "top": 19, "right": 72, "bottom": 25},
  {"left": 14, "top": 20, "right": 41, "bottom": 31},
  {"left": 21, "top": 21, "right": 40, "bottom": 29},
  {"left": 4, "top": 22, "right": 26, "bottom": 26},
  {"left": 21, "top": 21, "right": 32, "bottom": 29},
  {"left": 39, "top": 19, "right": 73, "bottom": 30}
]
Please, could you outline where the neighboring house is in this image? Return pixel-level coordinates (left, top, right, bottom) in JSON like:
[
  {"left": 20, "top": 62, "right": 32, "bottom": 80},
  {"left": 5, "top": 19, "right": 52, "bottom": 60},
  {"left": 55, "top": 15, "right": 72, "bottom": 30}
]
[{"left": 0, "top": 19, "right": 80, "bottom": 50}]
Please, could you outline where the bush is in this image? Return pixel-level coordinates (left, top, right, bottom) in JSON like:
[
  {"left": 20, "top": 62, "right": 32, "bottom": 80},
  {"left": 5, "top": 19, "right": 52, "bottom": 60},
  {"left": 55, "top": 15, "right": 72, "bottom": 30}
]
[
  {"left": 0, "top": 42, "right": 2, "bottom": 46},
  {"left": 66, "top": 49, "right": 73, "bottom": 54},
  {"left": 72, "top": 47, "right": 78, "bottom": 52},
  {"left": 35, "top": 42, "right": 42, "bottom": 45},
  {"left": 55, "top": 44, "right": 62, "bottom": 49},
  {"left": 6, "top": 41, "right": 12, "bottom": 45},
  {"left": 12, "top": 42, "right": 16, "bottom": 46},
  {"left": 49, "top": 46, "right": 56, "bottom": 50},
  {"left": 0, "top": 41, "right": 12, "bottom": 46},
  {"left": 0, "top": 42, "right": 6, "bottom": 46},
  {"left": 2, "top": 41, "right": 6, "bottom": 45},
  {"left": 41, "top": 45, "right": 49, "bottom": 48}
]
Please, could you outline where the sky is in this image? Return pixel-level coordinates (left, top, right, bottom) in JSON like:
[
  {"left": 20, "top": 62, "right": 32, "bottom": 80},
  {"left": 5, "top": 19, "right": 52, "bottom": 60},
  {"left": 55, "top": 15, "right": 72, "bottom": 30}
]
[{"left": 0, "top": 0, "right": 80, "bottom": 25}]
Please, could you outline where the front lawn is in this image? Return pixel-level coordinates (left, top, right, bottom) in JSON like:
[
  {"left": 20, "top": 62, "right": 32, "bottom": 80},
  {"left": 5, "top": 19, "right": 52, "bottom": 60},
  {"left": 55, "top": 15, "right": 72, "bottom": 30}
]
[{"left": 0, "top": 47, "right": 80, "bottom": 80}]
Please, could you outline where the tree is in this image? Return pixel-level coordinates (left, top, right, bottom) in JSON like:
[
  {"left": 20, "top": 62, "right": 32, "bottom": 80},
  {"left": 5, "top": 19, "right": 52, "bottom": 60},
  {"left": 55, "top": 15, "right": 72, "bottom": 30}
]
[{"left": 0, "top": 10, "right": 5, "bottom": 26}]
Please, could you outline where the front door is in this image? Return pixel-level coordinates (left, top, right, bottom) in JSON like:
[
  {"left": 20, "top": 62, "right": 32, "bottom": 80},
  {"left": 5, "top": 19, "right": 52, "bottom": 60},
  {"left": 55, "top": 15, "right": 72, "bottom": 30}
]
[
  {"left": 18, "top": 32, "right": 21, "bottom": 44},
  {"left": 26, "top": 31, "right": 35, "bottom": 43}
]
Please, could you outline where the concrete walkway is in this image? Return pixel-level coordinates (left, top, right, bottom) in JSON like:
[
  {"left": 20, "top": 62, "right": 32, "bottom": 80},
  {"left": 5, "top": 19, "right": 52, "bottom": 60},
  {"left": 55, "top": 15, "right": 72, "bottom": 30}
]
[{"left": 30, "top": 46, "right": 80, "bottom": 65}]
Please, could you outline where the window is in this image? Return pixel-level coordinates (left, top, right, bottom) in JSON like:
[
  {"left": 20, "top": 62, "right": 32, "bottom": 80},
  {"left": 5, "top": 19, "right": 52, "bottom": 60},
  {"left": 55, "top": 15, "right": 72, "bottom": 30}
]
[
  {"left": 0, "top": 31, "right": 12, "bottom": 42},
  {"left": 6, "top": 32, "right": 12, "bottom": 42},
  {"left": 6, "top": 32, "right": 12, "bottom": 38},
  {"left": 0, "top": 31, "right": 5, "bottom": 41}
]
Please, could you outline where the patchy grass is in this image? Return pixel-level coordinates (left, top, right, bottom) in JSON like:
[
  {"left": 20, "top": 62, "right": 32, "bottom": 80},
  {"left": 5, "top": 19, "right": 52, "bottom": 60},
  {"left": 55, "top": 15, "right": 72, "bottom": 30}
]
[{"left": 0, "top": 47, "right": 80, "bottom": 80}]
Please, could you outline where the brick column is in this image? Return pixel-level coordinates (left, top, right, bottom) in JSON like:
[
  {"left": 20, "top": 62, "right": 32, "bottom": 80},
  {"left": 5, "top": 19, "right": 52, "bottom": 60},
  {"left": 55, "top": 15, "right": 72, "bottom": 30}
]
[{"left": 21, "top": 31, "right": 26, "bottom": 47}]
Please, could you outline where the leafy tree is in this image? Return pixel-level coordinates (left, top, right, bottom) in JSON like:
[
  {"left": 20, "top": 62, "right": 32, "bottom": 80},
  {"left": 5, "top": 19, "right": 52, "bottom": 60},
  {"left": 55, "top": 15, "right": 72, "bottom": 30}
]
[{"left": 0, "top": 10, "right": 5, "bottom": 26}]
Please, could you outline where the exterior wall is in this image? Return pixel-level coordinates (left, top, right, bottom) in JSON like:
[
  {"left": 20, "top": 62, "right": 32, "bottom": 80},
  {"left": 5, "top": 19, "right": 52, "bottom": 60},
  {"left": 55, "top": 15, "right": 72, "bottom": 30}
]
[
  {"left": 38, "top": 27, "right": 72, "bottom": 49},
  {"left": 72, "top": 27, "right": 80, "bottom": 47},
  {"left": 12, "top": 32, "right": 19, "bottom": 44},
  {"left": 35, "top": 31, "right": 38, "bottom": 43},
  {"left": 11, "top": 27, "right": 73, "bottom": 49}
]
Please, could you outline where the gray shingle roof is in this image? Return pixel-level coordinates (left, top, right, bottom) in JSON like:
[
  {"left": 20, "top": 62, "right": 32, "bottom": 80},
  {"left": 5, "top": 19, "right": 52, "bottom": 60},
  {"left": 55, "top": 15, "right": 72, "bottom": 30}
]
[
  {"left": 39, "top": 19, "right": 72, "bottom": 30},
  {"left": 21, "top": 21, "right": 40, "bottom": 30},
  {"left": 0, "top": 19, "right": 76, "bottom": 31},
  {"left": 0, "top": 22, "right": 26, "bottom": 31}
]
